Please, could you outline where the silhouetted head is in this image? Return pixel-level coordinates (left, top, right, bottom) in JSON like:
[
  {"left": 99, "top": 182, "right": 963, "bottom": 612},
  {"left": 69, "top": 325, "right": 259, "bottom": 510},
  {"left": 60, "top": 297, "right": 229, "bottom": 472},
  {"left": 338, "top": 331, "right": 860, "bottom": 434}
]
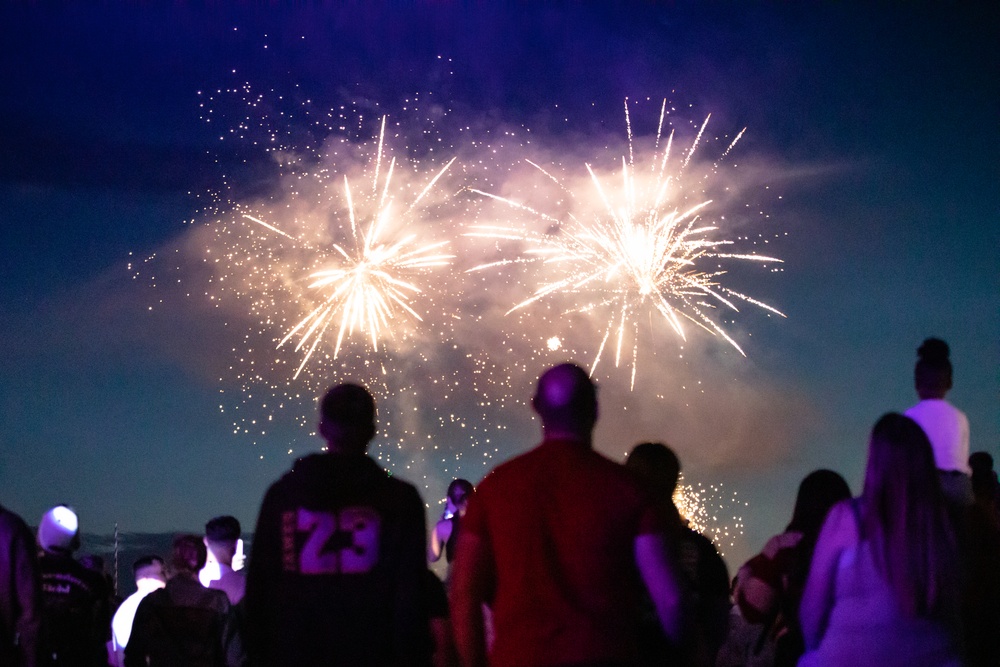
[
  {"left": 786, "top": 469, "right": 851, "bottom": 536},
  {"left": 206, "top": 515, "right": 241, "bottom": 542},
  {"left": 318, "top": 383, "right": 377, "bottom": 453},
  {"left": 969, "top": 451, "right": 999, "bottom": 504},
  {"left": 205, "top": 515, "right": 241, "bottom": 565},
  {"left": 914, "top": 338, "right": 952, "bottom": 399},
  {"left": 133, "top": 555, "right": 166, "bottom": 591},
  {"left": 969, "top": 451, "right": 994, "bottom": 474},
  {"left": 626, "top": 442, "right": 681, "bottom": 498},
  {"left": 532, "top": 363, "right": 598, "bottom": 439},
  {"left": 134, "top": 555, "right": 165, "bottom": 580},
  {"left": 447, "top": 479, "right": 473, "bottom": 507},
  {"left": 171, "top": 534, "right": 208, "bottom": 576}
]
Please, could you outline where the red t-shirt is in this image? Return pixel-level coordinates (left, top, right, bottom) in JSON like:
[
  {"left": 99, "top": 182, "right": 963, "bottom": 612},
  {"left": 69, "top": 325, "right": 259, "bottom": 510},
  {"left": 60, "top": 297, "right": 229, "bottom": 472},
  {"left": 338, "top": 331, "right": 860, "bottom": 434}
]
[{"left": 463, "top": 438, "right": 660, "bottom": 666}]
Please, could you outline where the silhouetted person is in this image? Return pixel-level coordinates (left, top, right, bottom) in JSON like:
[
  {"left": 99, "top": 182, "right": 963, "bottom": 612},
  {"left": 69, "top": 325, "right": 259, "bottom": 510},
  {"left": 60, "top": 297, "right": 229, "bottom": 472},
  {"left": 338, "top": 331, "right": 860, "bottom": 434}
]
[
  {"left": 110, "top": 555, "right": 166, "bottom": 667},
  {"left": 962, "top": 451, "right": 1000, "bottom": 666},
  {"left": 0, "top": 503, "right": 42, "bottom": 667},
  {"left": 626, "top": 442, "right": 730, "bottom": 667},
  {"left": 968, "top": 451, "right": 999, "bottom": 512},
  {"left": 429, "top": 479, "right": 473, "bottom": 566},
  {"left": 37, "top": 505, "right": 110, "bottom": 667},
  {"left": 799, "top": 414, "right": 962, "bottom": 666},
  {"left": 726, "top": 469, "right": 850, "bottom": 667},
  {"left": 904, "top": 338, "right": 972, "bottom": 505},
  {"left": 200, "top": 516, "right": 245, "bottom": 605},
  {"left": 125, "top": 534, "right": 243, "bottom": 667},
  {"left": 450, "top": 363, "right": 684, "bottom": 667},
  {"left": 244, "top": 383, "right": 430, "bottom": 666}
]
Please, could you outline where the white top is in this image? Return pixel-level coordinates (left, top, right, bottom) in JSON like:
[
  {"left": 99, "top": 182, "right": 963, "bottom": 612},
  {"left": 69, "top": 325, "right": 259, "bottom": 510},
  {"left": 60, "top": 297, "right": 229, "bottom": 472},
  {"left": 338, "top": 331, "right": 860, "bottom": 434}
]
[
  {"left": 904, "top": 399, "right": 970, "bottom": 473},
  {"left": 110, "top": 588, "right": 155, "bottom": 665}
]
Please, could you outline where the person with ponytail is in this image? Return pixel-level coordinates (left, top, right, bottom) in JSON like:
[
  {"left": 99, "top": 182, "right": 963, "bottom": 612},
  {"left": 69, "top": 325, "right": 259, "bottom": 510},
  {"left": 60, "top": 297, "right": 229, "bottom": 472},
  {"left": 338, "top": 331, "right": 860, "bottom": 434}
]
[
  {"left": 904, "top": 338, "right": 972, "bottom": 505},
  {"left": 798, "top": 414, "right": 963, "bottom": 666}
]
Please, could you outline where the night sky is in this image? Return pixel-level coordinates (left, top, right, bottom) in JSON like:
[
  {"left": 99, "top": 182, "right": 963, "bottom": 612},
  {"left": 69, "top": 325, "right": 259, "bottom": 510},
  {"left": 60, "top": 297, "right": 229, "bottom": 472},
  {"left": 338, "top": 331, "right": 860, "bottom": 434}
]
[{"left": 1, "top": 3, "right": 997, "bottom": 568}]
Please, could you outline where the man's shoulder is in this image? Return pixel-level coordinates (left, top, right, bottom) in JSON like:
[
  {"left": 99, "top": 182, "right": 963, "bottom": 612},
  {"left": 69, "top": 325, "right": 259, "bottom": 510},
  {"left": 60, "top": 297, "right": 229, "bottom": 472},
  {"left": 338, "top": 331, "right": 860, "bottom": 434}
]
[
  {"left": 475, "top": 440, "right": 644, "bottom": 506},
  {"left": 379, "top": 472, "right": 424, "bottom": 505},
  {"left": 0, "top": 505, "right": 32, "bottom": 539},
  {"left": 473, "top": 442, "right": 546, "bottom": 492}
]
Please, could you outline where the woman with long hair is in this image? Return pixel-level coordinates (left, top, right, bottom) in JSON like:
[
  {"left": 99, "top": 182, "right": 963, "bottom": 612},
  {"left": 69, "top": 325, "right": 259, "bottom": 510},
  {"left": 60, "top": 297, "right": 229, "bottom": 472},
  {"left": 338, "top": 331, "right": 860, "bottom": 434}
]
[{"left": 798, "top": 413, "right": 962, "bottom": 666}]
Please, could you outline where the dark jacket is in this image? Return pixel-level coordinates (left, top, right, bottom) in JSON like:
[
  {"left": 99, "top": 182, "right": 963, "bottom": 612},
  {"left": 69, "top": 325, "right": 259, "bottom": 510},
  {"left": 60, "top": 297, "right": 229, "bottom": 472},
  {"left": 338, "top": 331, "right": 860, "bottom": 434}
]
[
  {"left": 0, "top": 505, "right": 42, "bottom": 667},
  {"left": 125, "top": 574, "right": 244, "bottom": 667},
  {"left": 38, "top": 550, "right": 110, "bottom": 667}
]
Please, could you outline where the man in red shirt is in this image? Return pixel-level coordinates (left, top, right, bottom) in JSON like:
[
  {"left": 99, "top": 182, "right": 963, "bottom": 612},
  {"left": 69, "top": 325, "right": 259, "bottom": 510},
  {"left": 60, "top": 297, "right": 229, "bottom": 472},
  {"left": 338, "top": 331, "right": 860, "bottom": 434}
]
[{"left": 450, "top": 363, "right": 684, "bottom": 667}]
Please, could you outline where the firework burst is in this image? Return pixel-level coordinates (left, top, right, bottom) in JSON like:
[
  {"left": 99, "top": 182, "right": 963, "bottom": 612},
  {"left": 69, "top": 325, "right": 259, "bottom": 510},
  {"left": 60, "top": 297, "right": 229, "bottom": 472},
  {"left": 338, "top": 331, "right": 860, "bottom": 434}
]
[
  {"left": 241, "top": 116, "right": 456, "bottom": 379},
  {"left": 466, "top": 99, "right": 785, "bottom": 388}
]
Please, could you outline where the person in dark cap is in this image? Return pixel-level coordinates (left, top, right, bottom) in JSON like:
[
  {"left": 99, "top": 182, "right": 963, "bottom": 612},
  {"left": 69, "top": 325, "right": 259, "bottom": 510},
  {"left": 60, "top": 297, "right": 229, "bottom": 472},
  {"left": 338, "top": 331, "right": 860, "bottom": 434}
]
[
  {"left": 244, "top": 383, "right": 430, "bottom": 666},
  {"left": 200, "top": 516, "right": 245, "bottom": 605},
  {"left": 450, "top": 363, "right": 684, "bottom": 667}
]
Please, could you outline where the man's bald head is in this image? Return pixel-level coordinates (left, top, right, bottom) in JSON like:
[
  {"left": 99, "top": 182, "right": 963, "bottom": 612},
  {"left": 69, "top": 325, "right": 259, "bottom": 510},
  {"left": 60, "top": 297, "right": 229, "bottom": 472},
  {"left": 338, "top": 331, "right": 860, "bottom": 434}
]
[{"left": 532, "top": 363, "right": 598, "bottom": 437}]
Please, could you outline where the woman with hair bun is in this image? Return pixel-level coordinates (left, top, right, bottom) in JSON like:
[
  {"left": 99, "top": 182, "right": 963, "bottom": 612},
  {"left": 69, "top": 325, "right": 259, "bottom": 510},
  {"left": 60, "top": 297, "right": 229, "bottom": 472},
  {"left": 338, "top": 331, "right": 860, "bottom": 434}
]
[
  {"left": 904, "top": 337, "right": 972, "bottom": 505},
  {"left": 798, "top": 413, "right": 962, "bottom": 666}
]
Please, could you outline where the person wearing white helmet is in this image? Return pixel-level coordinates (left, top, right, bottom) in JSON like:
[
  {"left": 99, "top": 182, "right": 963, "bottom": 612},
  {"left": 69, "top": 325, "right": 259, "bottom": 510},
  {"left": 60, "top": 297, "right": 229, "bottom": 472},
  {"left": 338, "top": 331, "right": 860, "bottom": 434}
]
[{"left": 37, "top": 505, "right": 111, "bottom": 667}]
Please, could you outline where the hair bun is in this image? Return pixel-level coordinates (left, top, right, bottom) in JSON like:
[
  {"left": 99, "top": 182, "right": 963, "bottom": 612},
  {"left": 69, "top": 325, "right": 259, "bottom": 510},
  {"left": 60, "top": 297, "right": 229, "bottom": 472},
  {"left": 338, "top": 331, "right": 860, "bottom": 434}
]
[{"left": 917, "top": 337, "right": 950, "bottom": 362}]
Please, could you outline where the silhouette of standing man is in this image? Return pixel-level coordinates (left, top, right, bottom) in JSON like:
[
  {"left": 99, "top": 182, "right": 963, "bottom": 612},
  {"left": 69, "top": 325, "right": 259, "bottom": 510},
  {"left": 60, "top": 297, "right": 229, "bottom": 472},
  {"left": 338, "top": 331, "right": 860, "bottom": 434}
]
[
  {"left": 450, "top": 363, "right": 684, "bottom": 667},
  {"left": 245, "top": 383, "right": 430, "bottom": 666}
]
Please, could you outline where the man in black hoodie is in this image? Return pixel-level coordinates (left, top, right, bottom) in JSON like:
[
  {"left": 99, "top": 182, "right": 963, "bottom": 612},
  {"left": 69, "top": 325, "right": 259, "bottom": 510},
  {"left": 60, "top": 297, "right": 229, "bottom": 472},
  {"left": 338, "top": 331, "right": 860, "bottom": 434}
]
[{"left": 244, "top": 383, "right": 430, "bottom": 666}]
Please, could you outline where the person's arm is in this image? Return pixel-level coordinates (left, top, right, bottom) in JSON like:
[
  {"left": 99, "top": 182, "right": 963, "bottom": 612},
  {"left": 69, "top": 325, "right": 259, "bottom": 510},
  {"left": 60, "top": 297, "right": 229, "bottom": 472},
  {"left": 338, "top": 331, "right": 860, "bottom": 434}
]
[
  {"left": 449, "top": 531, "right": 493, "bottom": 667},
  {"left": 733, "top": 535, "right": 786, "bottom": 624},
  {"left": 634, "top": 532, "right": 685, "bottom": 644},
  {"left": 799, "top": 500, "right": 856, "bottom": 650},
  {"left": 429, "top": 518, "right": 452, "bottom": 562}
]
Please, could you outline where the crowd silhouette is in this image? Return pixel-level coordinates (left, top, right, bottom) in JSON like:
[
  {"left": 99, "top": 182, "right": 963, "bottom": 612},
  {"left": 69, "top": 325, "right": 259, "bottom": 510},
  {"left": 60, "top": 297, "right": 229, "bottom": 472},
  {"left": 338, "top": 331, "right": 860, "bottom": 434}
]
[{"left": 2, "top": 339, "right": 998, "bottom": 666}]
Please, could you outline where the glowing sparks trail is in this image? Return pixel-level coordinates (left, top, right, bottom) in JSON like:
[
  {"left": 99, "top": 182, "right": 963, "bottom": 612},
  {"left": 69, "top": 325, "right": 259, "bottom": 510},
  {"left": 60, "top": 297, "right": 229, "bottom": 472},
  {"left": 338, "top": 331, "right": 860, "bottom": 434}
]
[
  {"left": 243, "top": 117, "right": 455, "bottom": 378},
  {"left": 467, "top": 99, "right": 785, "bottom": 388},
  {"left": 673, "top": 475, "right": 746, "bottom": 556}
]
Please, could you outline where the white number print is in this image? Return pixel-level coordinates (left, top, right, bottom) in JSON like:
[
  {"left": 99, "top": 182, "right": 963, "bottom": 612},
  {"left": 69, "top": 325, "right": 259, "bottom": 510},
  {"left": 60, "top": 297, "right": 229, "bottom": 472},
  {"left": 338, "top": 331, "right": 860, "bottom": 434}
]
[{"left": 296, "top": 507, "right": 381, "bottom": 574}]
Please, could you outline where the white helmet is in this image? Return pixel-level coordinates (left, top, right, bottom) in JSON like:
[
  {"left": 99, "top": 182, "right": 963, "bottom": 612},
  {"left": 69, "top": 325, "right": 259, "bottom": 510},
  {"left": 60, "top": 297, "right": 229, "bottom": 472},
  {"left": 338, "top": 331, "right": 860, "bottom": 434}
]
[{"left": 38, "top": 505, "right": 80, "bottom": 554}]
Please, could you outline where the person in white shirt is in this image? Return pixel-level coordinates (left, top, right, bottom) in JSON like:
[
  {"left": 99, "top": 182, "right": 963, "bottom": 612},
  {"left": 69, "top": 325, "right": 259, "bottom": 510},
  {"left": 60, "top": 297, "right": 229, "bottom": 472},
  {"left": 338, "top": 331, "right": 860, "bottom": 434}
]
[
  {"left": 904, "top": 337, "right": 972, "bottom": 505},
  {"left": 110, "top": 555, "right": 165, "bottom": 666},
  {"left": 199, "top": 515, "right": 246, "bottom": 605}
]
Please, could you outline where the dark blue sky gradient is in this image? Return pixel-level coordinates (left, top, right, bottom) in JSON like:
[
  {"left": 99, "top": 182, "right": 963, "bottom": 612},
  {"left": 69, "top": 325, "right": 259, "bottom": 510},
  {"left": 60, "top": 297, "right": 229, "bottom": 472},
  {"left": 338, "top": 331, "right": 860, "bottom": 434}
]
[{"left": 1, "top": 3, "right": 997, "bottom": 567}]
